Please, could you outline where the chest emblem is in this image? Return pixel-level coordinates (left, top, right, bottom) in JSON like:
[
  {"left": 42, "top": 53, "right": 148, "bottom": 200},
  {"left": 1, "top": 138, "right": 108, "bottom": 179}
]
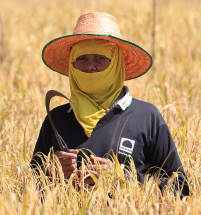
[{"left": 118, "top": 137, "right": 135, "bottom": 155}]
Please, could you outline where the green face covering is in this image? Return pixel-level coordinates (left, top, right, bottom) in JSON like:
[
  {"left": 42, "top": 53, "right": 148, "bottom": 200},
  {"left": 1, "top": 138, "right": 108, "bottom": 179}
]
[{"left": 69, "top": 39, "right": 125, "bottom": 137}]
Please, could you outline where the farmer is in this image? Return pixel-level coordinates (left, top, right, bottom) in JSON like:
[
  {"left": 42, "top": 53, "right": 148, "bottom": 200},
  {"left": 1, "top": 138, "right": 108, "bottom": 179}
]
[{"left": 31, "top": 12, "right": 189, "bottom": 198}]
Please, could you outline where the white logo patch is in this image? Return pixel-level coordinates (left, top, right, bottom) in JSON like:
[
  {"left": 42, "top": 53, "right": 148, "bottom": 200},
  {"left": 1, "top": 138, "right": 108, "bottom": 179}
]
[{"left": 119, "top": 137, "right": 135, "bottom": 155}]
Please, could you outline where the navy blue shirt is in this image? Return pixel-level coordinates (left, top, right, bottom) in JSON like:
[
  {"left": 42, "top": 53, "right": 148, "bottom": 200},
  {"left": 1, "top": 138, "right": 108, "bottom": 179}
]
[{"left": 31, "top": 97, "right": 189, "bottom": 198}]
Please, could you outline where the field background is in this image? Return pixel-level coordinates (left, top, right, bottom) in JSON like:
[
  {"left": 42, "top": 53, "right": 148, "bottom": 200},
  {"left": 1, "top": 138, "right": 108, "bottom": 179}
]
[{"left": 0, "top": 0, "right": 201, "bottom": 214}]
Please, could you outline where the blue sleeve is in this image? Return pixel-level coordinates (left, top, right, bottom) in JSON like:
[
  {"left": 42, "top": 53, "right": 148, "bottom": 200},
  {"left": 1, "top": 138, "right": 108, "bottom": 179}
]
[
  {"left": 140, "top": 124, "right": 189, "bottom": 198},
  {"left": 30, "top": 116, "right": 57, "bottom": 169}
]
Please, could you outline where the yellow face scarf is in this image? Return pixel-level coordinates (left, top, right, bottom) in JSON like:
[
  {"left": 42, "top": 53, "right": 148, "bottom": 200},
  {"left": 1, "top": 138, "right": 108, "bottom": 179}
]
[{"left": 69, "top": 39, "right": 125, "bottom": 137}]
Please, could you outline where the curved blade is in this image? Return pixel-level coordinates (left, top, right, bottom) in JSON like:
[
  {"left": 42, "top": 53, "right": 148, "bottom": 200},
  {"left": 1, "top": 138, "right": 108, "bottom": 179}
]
[{"left": 45, "top": 90, "right": 75, "bottom": 152}]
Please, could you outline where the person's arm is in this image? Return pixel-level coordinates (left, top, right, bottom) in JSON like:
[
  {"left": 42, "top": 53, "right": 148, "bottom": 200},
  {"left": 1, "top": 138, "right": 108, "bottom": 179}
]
[
  {"left": 144, "top": 123, "right": 189, "bottom": 199},
  {"left": 30, "top": 116, "right": 54, "bottom": 170},
  {"left": 30, "top": 115, "right": 79, "bottom": 179}
]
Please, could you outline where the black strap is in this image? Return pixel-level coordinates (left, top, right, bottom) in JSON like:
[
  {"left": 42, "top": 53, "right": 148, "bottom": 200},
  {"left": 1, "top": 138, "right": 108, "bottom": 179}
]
[{"left": 45, "top": 90, "right": 75, "bottom": 152}]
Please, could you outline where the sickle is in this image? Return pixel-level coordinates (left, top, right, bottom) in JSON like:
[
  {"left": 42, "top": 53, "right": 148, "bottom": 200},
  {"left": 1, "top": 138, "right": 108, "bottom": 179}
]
[{"left": 45, "top": 90, "right": 75, "bottom": 152}]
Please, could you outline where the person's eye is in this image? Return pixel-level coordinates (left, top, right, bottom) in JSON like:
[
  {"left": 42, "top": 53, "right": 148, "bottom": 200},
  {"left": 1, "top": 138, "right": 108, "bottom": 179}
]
[
  {"left": 76, "top": 56, "right": 86, "bottom": 61},
  {"left": 96, "top": 55, "right": 110, "bottom": 61}
]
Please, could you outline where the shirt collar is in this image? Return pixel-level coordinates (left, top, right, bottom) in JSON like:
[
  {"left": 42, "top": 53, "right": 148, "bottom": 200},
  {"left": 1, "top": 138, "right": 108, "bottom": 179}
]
[{"left": 115, "top": 86, "right": 132, "bottom": 111}]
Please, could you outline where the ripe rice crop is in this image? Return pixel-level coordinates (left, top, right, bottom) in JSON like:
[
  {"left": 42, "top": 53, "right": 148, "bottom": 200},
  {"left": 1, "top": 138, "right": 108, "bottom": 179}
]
[{"left": 0, "top": 0, "right": 200, "bottom": 214}]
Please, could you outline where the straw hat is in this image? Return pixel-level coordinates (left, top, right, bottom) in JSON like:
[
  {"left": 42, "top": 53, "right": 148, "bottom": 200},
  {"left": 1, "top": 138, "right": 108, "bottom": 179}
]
[{"left": 42, "top": 12, "right": 152, "bottom": 80}]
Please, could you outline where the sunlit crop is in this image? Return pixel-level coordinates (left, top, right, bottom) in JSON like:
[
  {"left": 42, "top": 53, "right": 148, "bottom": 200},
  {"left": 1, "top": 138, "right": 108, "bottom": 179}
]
[{"left": 0, "top": 0, "right": 200, "bottom": 214}]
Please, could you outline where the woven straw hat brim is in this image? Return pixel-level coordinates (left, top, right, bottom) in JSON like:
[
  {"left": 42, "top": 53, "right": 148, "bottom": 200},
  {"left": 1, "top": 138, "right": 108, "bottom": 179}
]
[{"left": 42, "top": 33, "right": 152, "bottom": 80}]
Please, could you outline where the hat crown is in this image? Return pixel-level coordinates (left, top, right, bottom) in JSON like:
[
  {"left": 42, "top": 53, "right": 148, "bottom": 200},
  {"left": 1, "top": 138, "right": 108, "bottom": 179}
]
[{"left": 73, "top": 12, "right": 122, "bottom": 38}]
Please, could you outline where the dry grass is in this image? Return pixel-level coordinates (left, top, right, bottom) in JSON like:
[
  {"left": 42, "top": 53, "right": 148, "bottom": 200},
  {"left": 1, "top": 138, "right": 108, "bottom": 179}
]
[{"left": 0, "top": 0, "right": 201, "bottom": 214}]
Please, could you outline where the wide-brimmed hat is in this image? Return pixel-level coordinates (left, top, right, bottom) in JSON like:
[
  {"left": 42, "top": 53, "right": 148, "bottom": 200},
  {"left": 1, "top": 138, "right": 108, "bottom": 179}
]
[{"left": 42, "top": 12, "right": 152, "bottom": 80}]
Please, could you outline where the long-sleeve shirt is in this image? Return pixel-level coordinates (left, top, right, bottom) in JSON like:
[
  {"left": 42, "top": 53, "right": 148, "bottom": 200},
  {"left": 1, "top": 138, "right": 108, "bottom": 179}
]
[{"left": 31, "top": 86, "right": 189, "bottom": 198}]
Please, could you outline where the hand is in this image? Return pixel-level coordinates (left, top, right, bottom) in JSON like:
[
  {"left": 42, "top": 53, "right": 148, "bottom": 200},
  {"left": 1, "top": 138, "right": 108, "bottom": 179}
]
[
  {"left": 77, "top": 155, "right": 113, "bottom": 184},
  {"left": 55, "top": 149, "right": 79, "bottom": 177}
]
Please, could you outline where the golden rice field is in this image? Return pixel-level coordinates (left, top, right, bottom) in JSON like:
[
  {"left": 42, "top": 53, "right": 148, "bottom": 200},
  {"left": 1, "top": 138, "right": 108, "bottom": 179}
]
[{"left": 0, "top": 0, "right": 201, "bottom": 214}]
